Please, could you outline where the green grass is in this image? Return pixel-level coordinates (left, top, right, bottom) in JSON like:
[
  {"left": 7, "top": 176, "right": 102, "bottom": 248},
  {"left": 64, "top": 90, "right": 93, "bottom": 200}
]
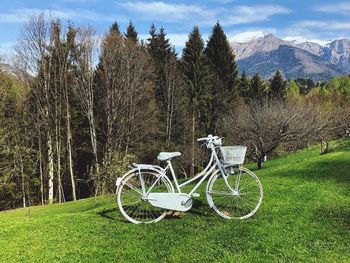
[{"left": 1, "top": 139, "right": 350, "bottom": 262}]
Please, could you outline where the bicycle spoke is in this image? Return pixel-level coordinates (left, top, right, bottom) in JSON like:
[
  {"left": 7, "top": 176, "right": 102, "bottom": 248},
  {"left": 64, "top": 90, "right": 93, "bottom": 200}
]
[
  {"left": 118, "top": 171, "right": 171, "bottom": 224},
  {"left": 208, "top": 166, "right": 263, "bottom": 219},
  {"left": 124, "top": 182, "right": 142, "bottom": 195},
  {"left": 209, "top": 190, "right": 234, "bottom": 196}
]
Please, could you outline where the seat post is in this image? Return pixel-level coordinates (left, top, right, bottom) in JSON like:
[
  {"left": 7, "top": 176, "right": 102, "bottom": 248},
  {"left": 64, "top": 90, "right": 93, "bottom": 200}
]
[{"left": 167, "top": 160, "right": 181, "bottom": 193}]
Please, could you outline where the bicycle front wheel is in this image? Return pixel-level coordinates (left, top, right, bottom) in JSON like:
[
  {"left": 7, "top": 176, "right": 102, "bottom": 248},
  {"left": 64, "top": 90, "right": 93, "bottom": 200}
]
[
  {"left": 117, "top": 170, "right": 173, "bottom": 224},
  {"left": 207, "top": 166, "right": 263, "bottom": 219}
]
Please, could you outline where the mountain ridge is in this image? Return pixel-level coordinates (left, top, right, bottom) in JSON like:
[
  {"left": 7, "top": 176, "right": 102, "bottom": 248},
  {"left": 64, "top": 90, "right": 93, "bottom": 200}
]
[{"left": 231, "top": 33, "right": 350, "bottom": 80}]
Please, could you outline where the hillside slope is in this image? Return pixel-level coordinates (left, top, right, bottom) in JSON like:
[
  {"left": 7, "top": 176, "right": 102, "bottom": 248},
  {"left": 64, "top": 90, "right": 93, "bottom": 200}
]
[
  {"left": 1, "top": 139, "right": 350, "bottom": 262},
  {"left": 238, "top": 45, "right": 343, "bottom": 80}
]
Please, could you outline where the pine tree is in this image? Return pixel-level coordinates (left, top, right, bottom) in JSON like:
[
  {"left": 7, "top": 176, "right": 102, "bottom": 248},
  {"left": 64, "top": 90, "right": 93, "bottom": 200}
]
[
  {"left": 269, "top": 70, "right": 287, "bottom": 100},
  {"left": 204, "top": 21, "right": 238, "bottom": 133},
  {"left": 237, "top": 71, "right": 250, "bottom": 100},
  {"left": 157, "top": 27, "right": 172, "bottom": 60},
  {"left": 146, "top": 24, "right": 181, "bottom": 147},
  {"left": 125, "top": 21, "right": 138, "bottom": 43},
  {"left": 182, "top": 26, "right": 210, "bottom": 176},
  {"left": 110, "top": 21, "right": 121, "bottom": 35},
  {"left": 250, "top": 73, "right": 267, "bottom": 102},
  {"left": 146, "top": 24, "right": 158, "bottom": 58}
]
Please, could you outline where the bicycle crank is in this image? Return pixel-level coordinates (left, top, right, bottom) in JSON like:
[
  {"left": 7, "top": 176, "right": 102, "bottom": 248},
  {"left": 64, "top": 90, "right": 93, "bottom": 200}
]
[{"left": 146, "top": 193, "right": 192, "bottom": 211}]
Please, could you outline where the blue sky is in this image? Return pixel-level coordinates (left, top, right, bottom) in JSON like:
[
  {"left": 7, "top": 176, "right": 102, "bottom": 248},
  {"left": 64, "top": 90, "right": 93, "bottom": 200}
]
[{"left": 1, "top": 0, "right": 350, "bottom": 59}]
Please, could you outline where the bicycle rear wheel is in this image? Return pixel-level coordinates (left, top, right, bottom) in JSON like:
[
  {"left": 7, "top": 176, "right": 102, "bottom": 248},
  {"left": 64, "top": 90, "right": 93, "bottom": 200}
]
[
  {"left": 207, "top": 166, "right": 263, "bottom": 219},
  {"left": 117, "top": 170, "right": 173, "bottom": 224}
]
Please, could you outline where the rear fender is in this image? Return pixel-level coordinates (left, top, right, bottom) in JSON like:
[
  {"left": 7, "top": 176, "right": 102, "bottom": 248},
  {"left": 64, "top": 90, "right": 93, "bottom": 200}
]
[{"left": 116, "top": 167, "right": 174, "bottom": 193}]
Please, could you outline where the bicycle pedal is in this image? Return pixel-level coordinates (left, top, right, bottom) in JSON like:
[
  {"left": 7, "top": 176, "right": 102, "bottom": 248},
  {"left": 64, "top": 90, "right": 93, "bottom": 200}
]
[{"left": 192, "top": 193, "right": 200, "bottom": 198}]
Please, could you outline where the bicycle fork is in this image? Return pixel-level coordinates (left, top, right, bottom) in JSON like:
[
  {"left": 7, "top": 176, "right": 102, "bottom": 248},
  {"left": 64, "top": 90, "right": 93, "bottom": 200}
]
[
  {"left": 216, "top": 162, "right": 240, "bottom": 196},
  {"left": 211, "top": 145, "right": 238, "bottom": 195}
]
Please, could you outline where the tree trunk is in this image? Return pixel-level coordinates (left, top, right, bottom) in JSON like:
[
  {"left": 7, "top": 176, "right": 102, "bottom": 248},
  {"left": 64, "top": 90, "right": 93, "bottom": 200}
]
[
  {"left": 55, "top": 94, "right": 63, "bottom": 203},
  {"left": 20, "top": 155, "right": 26, "bottom": 208},
  {"left": 257, "top": 158, "right": 264, "bottom": 170},
  {"left": 190, "top": 111, "right": 195, "bottom": 177},
  {"left": 65, "top": 88, "right": 76, "bottom": 201},
  {"left": 47, "top": 130, "right": 54, "bottom": 204},
  {"left": 38, "top": 135, "right": 44, "bottom": 205},
  {"left": 88, "top": 110, "right": 100, "bottom": 196}
]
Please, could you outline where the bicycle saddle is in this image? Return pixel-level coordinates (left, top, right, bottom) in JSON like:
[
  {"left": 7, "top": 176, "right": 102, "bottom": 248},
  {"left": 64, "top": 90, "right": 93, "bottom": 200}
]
[{"left": 157, "top": 152, "right": 181, "bottom": 161}]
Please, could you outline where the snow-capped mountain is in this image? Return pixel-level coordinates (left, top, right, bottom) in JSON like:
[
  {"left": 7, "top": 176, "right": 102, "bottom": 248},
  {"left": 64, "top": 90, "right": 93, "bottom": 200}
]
[
  {"left": 324, "top": 38, "right": 350, "bottom": 69},
  {"left": 231, "top": 34, "right": 288, "bottom": 60},
  {"left": 230, "top": 31, "right": 269, "bottom": 43},
  {"left": 283, "top": 36, "right": 331, "bottom": 46},
  {"left": 230, "top": 32, "right": 350, "bottom": 80}
]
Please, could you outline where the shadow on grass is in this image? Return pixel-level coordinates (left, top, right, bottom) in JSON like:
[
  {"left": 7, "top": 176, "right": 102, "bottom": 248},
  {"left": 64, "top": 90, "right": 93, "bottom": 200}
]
[
  {"left": 188, "top": 199, "right": 212, "bottom": 216},
  {"left": 312, "top": 205, "right": 350, "bottom": 231},
  {"left": 97, "top": 208, "right": 121, "bottom": 222},
  {"left": 269, "top": 157, "right": 350, "bottom": 185},
  {"left": 97, "top": 199, "right": 212, "bottom": 223}
]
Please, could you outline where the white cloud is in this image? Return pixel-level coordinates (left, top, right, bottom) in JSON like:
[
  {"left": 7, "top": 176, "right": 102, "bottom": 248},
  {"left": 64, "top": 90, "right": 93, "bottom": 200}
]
[
  {"left": 294, "top": 20, "right": 350, "bottom": 30},
  {"left": 209, "top": 0, "right": 237, "bottom": 3},
  {"left": 314, "top": 2, "right": 350, "bottom": 14},
  {"left": 119, "top": 1, "right": 211, "bottom": 23},
  {"left": 62, "top": 0, "right": 98, "bottom": 3},
  {"left": 118, "top": 1, "right": 290, "bottom": 26},
  {"left": 0, "top": 8, "right": 119, "bottom": 23},
  {"left": 222, "top": 5, "right": 290, "bottom": 26},
  {"left": 282, "top": 20, "right": 350, "bottom": 43}
]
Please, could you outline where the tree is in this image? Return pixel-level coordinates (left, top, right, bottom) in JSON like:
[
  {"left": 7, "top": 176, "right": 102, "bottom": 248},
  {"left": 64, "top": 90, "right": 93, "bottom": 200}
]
[
  {"left": 146, "top": 25, "right": 182, "bottom": 147},
  {"left": 49, "top": 21, "right": 77, "bottom": 201},
  {"left": 269, "top": 70, "right": 287, "bottom": 100},
  {"left": 223, "top": 100, "right": 327, "bottom": 169},
  {"left": 110, "top": 21, "right": 121, "bottom": 35},
  {"left": 181, "top": 26, "right": 210, "bottom": 176},
  {"left": 72, "top": 26, "right": 100, "bottom": 195},
  {"left": 146, "top": 24, "right": 159, "bottom": 59},
  {"left": 95, "top": 29, "right": 157, "bottom": 194},
  {"left": 163, "top": 52, "right": 184, "bottom": 148},
  {"left": 0, "top": 71, "right": 32, "bottom": 209},
  {"left": 249, "top": 73, "right": 267, "bottom": 102},
  {"left": 14, "top": 15, "right": 81, "bottom": 203},
  {"left": 204, "top": 21, "right": 238, "bottom": 133},
  {"left": 286, "top": 80, "right": 300, "bottom": 101},
  {"left": 125, "top": 21, "right": 138, "bottom": 44},
  {"left": 237, "top": 71, "right": 250, "bottom": 100},
  {"left": 15, "top": 13, "right": 56, "bottom": 204}
]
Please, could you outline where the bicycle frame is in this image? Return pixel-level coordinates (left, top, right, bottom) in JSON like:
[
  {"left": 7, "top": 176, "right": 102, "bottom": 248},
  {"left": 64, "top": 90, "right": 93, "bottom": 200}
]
[
  {"left": 117, "top": 134, "right": 263, "bottom": 223},
  {"left": 143, "top": 143, "right": 232, "bottom": 197}
]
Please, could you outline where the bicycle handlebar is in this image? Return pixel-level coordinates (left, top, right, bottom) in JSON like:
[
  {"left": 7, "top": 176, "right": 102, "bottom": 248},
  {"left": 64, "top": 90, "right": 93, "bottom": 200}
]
[{"left": 197, "top": 134, "right": 219, "bottom": 142}]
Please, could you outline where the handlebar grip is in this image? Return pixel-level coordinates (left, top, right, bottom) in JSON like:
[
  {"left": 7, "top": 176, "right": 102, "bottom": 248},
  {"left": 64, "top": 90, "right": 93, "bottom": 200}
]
[{"left": 197, "top": 138, "right": 207, "bottom": 142}]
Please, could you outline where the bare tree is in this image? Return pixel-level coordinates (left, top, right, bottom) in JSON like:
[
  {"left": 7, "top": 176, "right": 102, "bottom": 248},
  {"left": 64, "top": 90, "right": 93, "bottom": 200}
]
[
  {"left": 14, "top": 15, "right": 79, "bottom": 203},
  {"left": 14, "top": 13, "right": 56, "bottom": 204},
  {"left": 331, "top": 105, "right": 350, "bottom": 139},
  {"left": 96, "top": 33, "right": 156, "bottom": 194},
  {"left": 223, "top": 100, "right": 328, "bottom": 169},
  {"left": 72, "top": 26, "right": 100, "bottom": 194},
  {"left": 162, "top": 54, "right": 184, "bottom": 148}
]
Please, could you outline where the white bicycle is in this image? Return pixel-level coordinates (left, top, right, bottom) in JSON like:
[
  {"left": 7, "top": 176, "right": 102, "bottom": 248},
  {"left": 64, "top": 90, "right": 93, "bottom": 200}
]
[{"left": 116, "top": 135, "right": 263, "bottom": 224}]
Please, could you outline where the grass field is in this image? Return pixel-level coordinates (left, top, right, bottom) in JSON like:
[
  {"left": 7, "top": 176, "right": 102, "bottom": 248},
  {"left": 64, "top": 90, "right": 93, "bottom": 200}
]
[{"left": 1, "top": 139, "right": 350, "bottom": 262}]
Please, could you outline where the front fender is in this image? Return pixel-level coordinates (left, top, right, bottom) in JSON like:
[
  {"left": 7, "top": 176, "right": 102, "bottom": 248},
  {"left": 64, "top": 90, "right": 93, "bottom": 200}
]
[{"left": 206, "top": 169, "right": 220, "bottom": 208}]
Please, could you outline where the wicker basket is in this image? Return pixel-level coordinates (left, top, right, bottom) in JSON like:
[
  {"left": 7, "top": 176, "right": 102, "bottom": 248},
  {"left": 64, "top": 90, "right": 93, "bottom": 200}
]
[{"left": 220, "top": 146, "right": 247, "bottom": 165}]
